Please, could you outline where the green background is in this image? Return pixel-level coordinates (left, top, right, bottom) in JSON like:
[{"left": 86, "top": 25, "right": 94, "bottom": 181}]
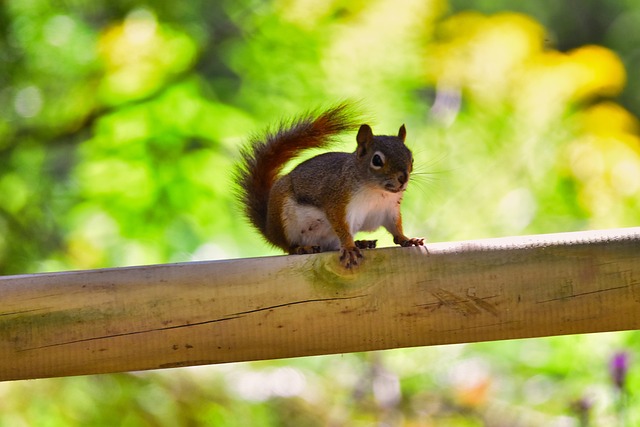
[{"left": 1, "top": 0, "right": 639, "bottom": 425}]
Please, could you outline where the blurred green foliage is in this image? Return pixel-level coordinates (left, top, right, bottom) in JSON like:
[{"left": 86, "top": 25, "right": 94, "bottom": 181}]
[{"left": 1, "top": 0, "right": 639, "bottom": 425}]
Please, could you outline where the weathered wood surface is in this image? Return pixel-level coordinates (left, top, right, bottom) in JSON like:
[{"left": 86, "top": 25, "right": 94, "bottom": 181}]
[{"left": 1, "top": 228, "right": 639, "bottom": 381}]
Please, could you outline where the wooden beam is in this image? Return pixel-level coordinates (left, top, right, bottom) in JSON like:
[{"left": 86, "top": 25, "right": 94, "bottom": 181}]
[{"left": 1, "top": 228, "right": 639, "bottom": 381}]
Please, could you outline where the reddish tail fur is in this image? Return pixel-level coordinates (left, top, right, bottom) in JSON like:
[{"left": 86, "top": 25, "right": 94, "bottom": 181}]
[{"left": 236, "top": 103, "right": 361, "bottom": 237}]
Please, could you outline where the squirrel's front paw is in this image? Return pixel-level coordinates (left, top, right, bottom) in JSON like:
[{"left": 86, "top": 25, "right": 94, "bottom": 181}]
[
  {"left": 340, "top": 246, "right": 363, "bottom": 269},
  {"left": 396, "top": 237, "right": 425, "bottom": 247}
]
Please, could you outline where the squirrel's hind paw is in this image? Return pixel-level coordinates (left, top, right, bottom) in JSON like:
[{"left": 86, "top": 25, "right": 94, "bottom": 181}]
[
  {"left": 289, "top": 245, "right": 322, "bottom": 255},
  {"left": 355, "top": 240, "right": 377, "bottom": 249},
  {"left": 340, "top": 246, "right": 363, "bottom": 269}
]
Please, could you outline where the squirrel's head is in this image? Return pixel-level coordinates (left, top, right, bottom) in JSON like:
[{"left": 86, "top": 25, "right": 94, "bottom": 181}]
[{"left": 355, "top": 124, "right": 413, "bottom": 193}]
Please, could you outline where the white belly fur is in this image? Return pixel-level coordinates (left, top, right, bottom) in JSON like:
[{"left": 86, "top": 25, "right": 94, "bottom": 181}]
[
  {"left": 346, "top": 187, "right": 401, "bottom": 234},
  {"left": 281, "top": 188, "right": 401, "bottom": 250}
]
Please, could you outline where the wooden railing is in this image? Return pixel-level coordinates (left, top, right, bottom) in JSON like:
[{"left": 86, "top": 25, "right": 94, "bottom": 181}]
[{"left": 1, "top": 227, "right": 639, "bottom": 381}]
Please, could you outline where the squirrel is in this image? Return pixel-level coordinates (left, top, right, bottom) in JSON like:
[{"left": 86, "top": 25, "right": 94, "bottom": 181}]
[{"left": 236, "top": 103, "right": 424, "bottom": 268}]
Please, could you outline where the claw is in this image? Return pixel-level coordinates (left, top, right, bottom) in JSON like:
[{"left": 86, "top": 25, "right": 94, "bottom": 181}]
[
  {"left": 355, "top": 240, "right": 377, "bottom": 249},
  {"left": 339, "top": 246, "right": 363, "bottom": 268},
  {"left": 290, "top": 245, "right": 322, "bottom": 255},
  {"left": 399, "top": 237, "right": 425, "bottom": 247}
]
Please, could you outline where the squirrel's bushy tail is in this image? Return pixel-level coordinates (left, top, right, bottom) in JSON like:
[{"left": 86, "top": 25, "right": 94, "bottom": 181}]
[{"left": 236, "top": 102, "right": 361, "bottom": 236}]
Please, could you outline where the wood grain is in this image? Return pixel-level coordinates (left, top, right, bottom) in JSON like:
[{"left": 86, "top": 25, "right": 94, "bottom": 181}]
[{"left": 1, "top": 227, "right": 639, "bottom": 381}]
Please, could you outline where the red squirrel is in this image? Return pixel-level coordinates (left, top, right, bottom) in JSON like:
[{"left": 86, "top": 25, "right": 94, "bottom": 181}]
[{"left": 236, "top": 103, "right": 424, "bottom": 268}]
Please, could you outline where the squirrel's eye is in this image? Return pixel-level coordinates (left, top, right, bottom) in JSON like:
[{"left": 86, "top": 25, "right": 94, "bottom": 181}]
[{"left": 371, "top": 152, "right": 385, "bottom": 169}]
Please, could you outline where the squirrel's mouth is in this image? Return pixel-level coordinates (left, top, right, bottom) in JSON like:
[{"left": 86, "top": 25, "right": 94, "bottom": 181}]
[
  {"left": 383, "top": 174, "right": 409, "bottom": 193},
  {"left": 384, "top": 184, "right": 406, "bottom": 193}
]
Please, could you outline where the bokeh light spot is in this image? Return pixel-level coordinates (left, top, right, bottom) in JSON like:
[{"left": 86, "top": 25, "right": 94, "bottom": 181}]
[{"left": 14, "top": 86, "right": 43, "bottom": 118}]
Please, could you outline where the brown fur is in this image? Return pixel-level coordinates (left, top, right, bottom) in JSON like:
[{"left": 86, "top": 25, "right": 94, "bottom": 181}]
[
  {"left": 235, "top": 103, "right": 361, "bottom": 248},
  {"left": 235, "top": 103, "right": 424, "bottom": 267}
]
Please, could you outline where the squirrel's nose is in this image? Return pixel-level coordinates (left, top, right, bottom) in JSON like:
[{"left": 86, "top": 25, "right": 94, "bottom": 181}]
[{"left": 397, "top": 171, "right": 408, "bottom": 185}]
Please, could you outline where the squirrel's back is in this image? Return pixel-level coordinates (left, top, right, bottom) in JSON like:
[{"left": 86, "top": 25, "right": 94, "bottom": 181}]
[{"left": 235, "top": 103, "right": 361, "bottom": 238}]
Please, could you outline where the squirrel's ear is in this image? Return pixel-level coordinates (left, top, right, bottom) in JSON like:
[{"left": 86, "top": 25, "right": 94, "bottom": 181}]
[
  {"left": 356, "top": 124, "right": 373, "bottom": 157},
  {"left": 398, "top": 124, "right": 406, "bottom": 142}
]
